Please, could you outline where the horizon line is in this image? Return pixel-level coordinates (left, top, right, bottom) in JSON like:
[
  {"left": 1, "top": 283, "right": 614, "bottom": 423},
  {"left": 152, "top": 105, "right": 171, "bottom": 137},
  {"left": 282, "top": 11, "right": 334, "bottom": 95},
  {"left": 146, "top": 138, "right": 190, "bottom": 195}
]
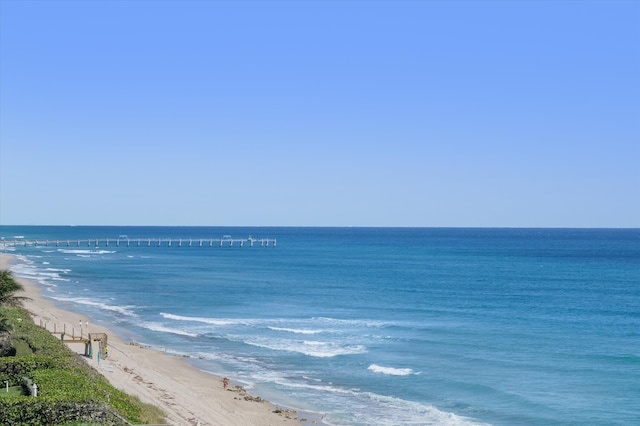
[{"left": 1, "top": 224, "right": 638, "bottom": 230}]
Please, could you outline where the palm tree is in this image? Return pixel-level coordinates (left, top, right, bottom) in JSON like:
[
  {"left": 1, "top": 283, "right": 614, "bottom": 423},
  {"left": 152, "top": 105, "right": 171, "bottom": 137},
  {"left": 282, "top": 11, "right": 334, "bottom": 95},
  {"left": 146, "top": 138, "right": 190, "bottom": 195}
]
[
  {"left": 0, "top": 270, "right": 28, "bottom": 306},
  {"left": 0, "top": 270, "right": 26, "bottom": 357}
]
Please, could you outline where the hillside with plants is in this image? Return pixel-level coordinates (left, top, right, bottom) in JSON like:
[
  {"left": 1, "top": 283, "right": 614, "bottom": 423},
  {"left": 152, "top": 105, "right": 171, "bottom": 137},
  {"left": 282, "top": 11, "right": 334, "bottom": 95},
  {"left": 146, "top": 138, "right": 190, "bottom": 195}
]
[{"left": 0, "top": 270, "right": 166, "bottom": 425}]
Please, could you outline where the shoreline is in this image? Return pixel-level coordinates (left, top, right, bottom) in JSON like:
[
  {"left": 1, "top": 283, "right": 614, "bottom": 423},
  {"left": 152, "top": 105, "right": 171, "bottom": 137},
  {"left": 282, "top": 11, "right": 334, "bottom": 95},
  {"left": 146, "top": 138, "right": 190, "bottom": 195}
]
[{"left": 1, "top": 253, "right": 318, "bottom": 426}]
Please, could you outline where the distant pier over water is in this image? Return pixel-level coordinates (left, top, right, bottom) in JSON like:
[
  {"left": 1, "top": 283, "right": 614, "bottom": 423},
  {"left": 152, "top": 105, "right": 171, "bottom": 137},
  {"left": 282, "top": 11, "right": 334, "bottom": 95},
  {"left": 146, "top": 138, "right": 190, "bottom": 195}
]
[{"left": 1, "top": 236, "right": 276, "bottom": 248}]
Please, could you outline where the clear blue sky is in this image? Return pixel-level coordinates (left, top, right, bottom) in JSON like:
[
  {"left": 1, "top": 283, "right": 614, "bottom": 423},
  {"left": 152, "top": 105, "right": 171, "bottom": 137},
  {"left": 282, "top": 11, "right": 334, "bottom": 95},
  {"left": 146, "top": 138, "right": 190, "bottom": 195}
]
[{"left": 1, "top": 0, "right": 638, "bottom": 227}]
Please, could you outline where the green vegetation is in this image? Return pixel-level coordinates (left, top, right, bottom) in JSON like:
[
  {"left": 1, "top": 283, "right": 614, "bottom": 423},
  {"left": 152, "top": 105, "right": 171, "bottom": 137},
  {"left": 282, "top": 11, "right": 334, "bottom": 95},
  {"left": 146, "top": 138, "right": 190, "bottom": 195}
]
[
  {"left": 0, "top": 270, "right": 28, "bottom": 306},
  {"left": 0, "top": 269, "right": 166, "bottom": 425},
  {"left": 0, "top": 385, "right": 23, "bottom": 397}
]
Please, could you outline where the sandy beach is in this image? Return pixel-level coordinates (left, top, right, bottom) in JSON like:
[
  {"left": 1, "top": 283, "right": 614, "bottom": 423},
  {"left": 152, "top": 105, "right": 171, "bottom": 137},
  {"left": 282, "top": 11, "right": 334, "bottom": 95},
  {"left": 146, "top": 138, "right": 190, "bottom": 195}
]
[{"left": 0, "top": 253, "right": 306, "bottom": 426}]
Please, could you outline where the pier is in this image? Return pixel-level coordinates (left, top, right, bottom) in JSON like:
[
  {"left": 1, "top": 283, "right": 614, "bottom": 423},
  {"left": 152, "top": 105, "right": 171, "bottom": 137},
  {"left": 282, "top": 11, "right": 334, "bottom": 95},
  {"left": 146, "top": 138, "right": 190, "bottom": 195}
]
[{"left": 1, "top": 236, "right": 276, "bottom": 248}]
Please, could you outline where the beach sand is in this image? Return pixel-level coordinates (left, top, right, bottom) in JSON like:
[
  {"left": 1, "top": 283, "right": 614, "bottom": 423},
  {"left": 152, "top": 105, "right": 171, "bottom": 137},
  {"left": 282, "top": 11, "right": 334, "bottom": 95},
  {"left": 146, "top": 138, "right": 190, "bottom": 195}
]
[{"left": 0, "top": 253, "right": 309, "bottom": 426}]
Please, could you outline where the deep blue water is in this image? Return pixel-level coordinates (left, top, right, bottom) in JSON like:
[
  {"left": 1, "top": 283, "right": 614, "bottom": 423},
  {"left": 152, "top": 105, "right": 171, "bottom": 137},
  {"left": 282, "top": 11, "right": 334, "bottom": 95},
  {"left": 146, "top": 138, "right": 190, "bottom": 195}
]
[{"left": 1, "top": 226, "right": 639, "bottom": 425}]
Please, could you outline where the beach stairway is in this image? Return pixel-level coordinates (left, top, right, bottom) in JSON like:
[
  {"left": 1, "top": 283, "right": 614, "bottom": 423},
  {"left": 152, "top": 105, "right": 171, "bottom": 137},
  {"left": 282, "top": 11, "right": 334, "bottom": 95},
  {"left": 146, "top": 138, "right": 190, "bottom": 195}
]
[{"left": 39, "top": 320, "right": 108, "bottom": 359}]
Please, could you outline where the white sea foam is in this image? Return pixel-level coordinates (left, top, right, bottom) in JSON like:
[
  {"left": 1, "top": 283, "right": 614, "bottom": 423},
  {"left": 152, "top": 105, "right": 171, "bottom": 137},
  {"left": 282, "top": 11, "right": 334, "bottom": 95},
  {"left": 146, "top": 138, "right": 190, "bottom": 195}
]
[
  {"left": 328, "top": 390, "right": 490, "bottom": 426},
  {"left": 140, "top": 322, "right": 198, "bottom": 338},
  {"left": 35, "top": 267, "right": 72, "bottom": 282},
  {"left": 57, "top": 249, "right": 115, "bottom": 255},
  {"left": 243, "top": 337, "right": 367, "bottom": 358},
  {"left": 273, "top": 382, "right": 490, "bottom": 426},
  {"left": 160, "top": 312, "right": 255, "bottom": 326},
  {"left": 161, "top": 313, "right": 385, "bottom": 334},
  {"left": 50, "top": 296, "right": 138, "bottom": 317},
  {"left": 268, "top": 326, "right": 323, "bottom": 335},
  {"left": 268, "top": 377, "right": 357, "bottom": 395},
  {"left": 45, "top": 267, "right": 71, "bottom": 273},
  {"left": 37, "top": 272, "right": 65, "bottom": 279},
  {"left": 313, "top": 316, "right": 389, "bottom": 328},
  {"left": 10, "top": 262, "right": 65, "bottom": 286},
  {"left": 367, "top": 364, "right": 417, "bottom": 376}
]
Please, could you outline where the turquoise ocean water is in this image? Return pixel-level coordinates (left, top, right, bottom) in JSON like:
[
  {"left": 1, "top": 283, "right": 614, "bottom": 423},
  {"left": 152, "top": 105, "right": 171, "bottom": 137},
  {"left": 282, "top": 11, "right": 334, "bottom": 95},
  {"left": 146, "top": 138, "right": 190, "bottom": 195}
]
[{"left": 1, "top": 226, "right": 638, "bottom": 425}]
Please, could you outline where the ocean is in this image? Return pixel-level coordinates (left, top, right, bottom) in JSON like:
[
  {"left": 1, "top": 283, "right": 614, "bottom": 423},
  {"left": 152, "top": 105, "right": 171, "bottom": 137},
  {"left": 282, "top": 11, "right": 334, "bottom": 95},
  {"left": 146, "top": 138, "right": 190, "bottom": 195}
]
[{"left": 1, "top": 226, "right": 638, "bottom": 425}]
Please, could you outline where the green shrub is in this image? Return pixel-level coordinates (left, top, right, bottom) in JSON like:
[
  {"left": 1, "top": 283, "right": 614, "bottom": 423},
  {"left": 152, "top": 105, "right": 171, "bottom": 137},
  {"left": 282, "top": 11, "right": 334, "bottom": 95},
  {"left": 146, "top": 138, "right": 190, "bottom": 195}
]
[
  {"left": 13, "top": 339, "right": 32, "bottom": 356},
  {"left": 0, "top": 356, "right": 57, "bottom": 384},
  {"left": 0, "top": 398, "right": 129, "bottom": 425}
]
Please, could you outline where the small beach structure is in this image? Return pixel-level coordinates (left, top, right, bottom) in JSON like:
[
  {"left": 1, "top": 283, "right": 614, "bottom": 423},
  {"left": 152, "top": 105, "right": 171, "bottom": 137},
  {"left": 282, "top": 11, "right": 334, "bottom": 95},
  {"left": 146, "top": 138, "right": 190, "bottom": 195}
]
[{"left": 39, "top": 320, "right": 108, "bottom": 359}]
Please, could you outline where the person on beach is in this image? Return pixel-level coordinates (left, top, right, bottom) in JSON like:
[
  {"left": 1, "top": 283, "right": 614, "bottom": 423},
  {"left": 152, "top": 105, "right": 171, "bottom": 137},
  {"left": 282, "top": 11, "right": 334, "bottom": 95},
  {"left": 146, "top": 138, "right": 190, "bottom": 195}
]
[{"left": 223, "top": 377, "right": 229, "bottom": 389}]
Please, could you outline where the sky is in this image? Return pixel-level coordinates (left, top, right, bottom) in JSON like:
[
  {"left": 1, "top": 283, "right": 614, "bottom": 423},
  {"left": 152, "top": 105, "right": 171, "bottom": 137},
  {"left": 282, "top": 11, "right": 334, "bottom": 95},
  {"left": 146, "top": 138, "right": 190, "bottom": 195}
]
[{"left": 0, "top": 0, "right": 638, "bottom": 228}]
